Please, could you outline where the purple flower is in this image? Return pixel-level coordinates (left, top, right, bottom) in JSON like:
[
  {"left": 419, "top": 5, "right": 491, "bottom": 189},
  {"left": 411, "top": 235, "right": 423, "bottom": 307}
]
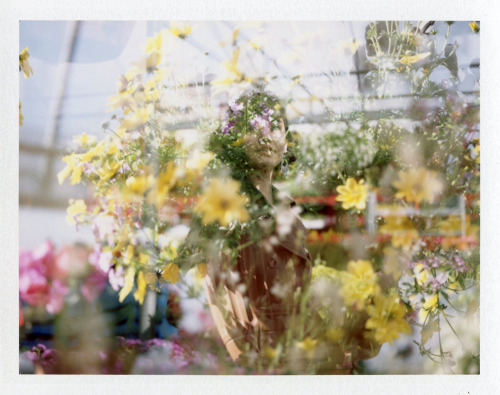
[
  {"left": 229, "top": 101, "right": 243, "bottom": 113},
  {"left": 221, "top": 120, "right": 235, "bottom": 135},
  {"left": 452, "top": 254, "right": 469, "bottom": 273},
  {"left": 430, "top": 271, "right": 448, "bottom": 291},
  {"left": 144, "top": 338, "right": 167, "bottom": 350},
  {"left": 22, "top": 344, "right": 59, "bottom": 370},
  {"left": 250, "top": 114, "right": 272, "bottom": 136}
]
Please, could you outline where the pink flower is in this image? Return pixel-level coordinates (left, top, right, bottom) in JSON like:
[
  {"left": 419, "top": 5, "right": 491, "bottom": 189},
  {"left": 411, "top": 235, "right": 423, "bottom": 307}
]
[
  {"left": 46, "top": 279, "right": 68, "bottom": 314},
  {"left": 108, "top": 265, "right": 125, "bottom": 291},
  {"left": 31, "top": 241, "right": 55, "bottom": 275},
  {"left": 88, "top": 245, "right": 113, "bottom": 274},
  {"left": 229, "top": 101, "right": 243, "bottom": 113},
  {"left": 53, "top": 244, "right": 88, "bottom": 279},
  {"left": 81, "top": 270, "right": 108, "bottom": 302},
  {"left": 19, "top": 261, "right": 50, "bottom": 306},
  {"left": 19, "top": 241, "right": 70, "bottom": 314},
  {"left": 92, "top": 215, "right": 116, "bottom": 245},
  {"left": 22, "top": 344, "right": 59, "bottom": 373},
  {"left": 19, "top": 301, "right": 24, "bottom": 326}
]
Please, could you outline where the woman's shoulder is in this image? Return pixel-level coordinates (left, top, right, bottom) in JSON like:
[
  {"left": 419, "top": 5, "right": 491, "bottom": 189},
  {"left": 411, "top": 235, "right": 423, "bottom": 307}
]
[{"left": 272, "top": 186, "right": 296, "bottom": 208}]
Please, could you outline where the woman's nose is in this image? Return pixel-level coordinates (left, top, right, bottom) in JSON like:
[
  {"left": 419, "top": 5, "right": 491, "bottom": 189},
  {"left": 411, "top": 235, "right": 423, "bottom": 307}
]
[{"left": 259, "top": 124, "right": 272, "bottom": 138}]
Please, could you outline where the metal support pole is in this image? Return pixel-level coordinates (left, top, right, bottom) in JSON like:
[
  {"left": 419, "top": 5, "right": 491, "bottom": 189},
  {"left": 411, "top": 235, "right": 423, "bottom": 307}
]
[{"left": 39, "top": 21, "right": 80, "bottom": 199}]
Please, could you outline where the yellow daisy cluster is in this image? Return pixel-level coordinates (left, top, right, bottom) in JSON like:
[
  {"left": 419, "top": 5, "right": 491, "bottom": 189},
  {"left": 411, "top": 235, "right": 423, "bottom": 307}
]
[
  {"left": 339, "top": 260, "right": 380, "bottom": 310},
  {"left": 365, "top": 293, "right": 412, "bottom": 345},
  {"left": 194, "top": 178, "right": 250, "bottom": 226},
  {"left": 336, "top": 178, "right": 368, "bottom": 210},
  {"left": 313, "top": 259, "right": 413, "bottom": 348},
  {"left": 393, "top": 167, "right": 443, "bottom": 204},
  {"left": 58, "top": 27, "right": 208, "bottom": 305}
]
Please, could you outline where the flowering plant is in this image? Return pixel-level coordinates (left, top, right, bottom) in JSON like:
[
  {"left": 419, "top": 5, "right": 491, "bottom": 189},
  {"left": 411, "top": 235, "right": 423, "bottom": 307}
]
[
  {"left": 52, "top": 21, "right": 479, "bottom": 374},
  {"left": 19, "top": 241, "right": 109, "bottom": 318}
]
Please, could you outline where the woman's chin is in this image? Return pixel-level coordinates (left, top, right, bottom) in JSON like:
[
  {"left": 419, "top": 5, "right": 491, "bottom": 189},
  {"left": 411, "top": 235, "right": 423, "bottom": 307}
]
[{"left": 251, "top": 158, "right": 281, "bottom": 173}]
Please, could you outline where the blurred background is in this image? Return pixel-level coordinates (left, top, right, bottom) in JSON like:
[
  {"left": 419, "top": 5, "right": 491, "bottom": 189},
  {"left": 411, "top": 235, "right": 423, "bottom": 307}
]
[{"left": 19, "top": 21, "right": 479, "bottom": 246}]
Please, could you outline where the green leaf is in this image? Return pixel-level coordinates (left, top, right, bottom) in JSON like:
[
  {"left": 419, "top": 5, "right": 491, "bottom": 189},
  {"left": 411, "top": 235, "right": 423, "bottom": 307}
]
[{"left": 420, "top": 317, "right": 439, "bottom": 345}]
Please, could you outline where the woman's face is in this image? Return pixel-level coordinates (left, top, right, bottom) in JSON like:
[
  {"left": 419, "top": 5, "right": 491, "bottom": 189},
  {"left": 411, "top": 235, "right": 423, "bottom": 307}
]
[{"left": 242, "top": 118, "right": 287, "bottom": 173}]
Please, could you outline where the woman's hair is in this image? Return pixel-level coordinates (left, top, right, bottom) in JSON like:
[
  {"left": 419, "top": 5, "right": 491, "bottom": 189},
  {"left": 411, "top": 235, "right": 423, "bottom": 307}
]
[{"left": 207, "top": 87, "right": 297, "bottom": 187}]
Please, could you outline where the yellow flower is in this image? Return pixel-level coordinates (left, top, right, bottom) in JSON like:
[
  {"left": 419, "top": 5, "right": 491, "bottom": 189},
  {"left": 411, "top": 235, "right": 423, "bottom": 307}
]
[
  {"left": 223, "top": 48, "right": 242, "bottom": 79},
  {"left": 19, "top": 47, "right": 33, "bottom": 78},
  {"left": 145, "top": 31, "right": 163, "bottom": 54},
  {"left": 418, "top": 293, "right": 438, "bottom": 323},
  {"left": 70, "top": 164, "right": 84, "bottom": 185},
  {"left": 124, "top": 244, "right": 135, "bottom": 265},
  {"left": 194, "top": 178, "right": 250, "bottom": 226},
  {"left": 211, "top": 48, "right": 244, "bottom": 86},
  {"left": 312, "top": 264, "right": 341, "bottom": 282},
  {"left": 161, "top": 263, "right": 180, "bottom": 284},
  {"left": 398, "top": 52, "right": 431, "bottom": 66},
  {"left": 146, "top": 162, "right": 178, "bottom": 209},
  {"left": 66, "top": 199, "right": 87, "bottom": 225},
  {"left": 422, "top": 293, "right": 438, "bottom": 311},
  {"left": 19, "top": 101, "right": 23, "bottom": 126},
  {"left": 264, "top": 346, "right": 277, "bottom": 360},
  {"left": 107, "top": 145, "right": 119, "bottom": 158},
  {"left": 169, "top": 22, "right": 192, "bottom": 39},
  {"left": 145, "top": 78, "right": 160, "bottom": 101},
  {"left": 324, "top": 328, "right": 345, "bottom": 343},
  {"left": 336, "top": 178, "right": 368, "bottom": 210},
  {"left": 180, "top": 151, "right": 214, "bottom": 185},
  {"left": 58, "top": 153, "right": 79, "bottom": 185},
  {"left": 379, "top": 216, "right": 419, "bottom": 250},
  {"left": 197, "top": 263, "right": 208, "bottom": 278},
  {"left": 132, "top": 51, "right": 162, "bottom": 74},
  {"left": 439, "top": 215, "right": 478, "bottom": 238},
  {"left": 340, "top": 39, "right": 360, "bottom": 55},
  {"left": 97, "top": 160, "right": 123, "bottom": 183},
  {"left": 469, "top": 21, "right": 479, "bottom": 33},
  {"left": 74, "top": 132, "right": 96, "bottom": 146},
  {"left": 413, "top": 263, "right": 429, "bottom": 287},
  {"left": 296, "top": 337, "right": 318, "bottom": 359},
  {"left": 108, "top": 81, "right": 136, "bottom": 111},
  {"left": 81, "top": 141, "right": 105, "bottom": 162},
  {"left": 139, "top": 253, "right": 150, "bottom": 265},
  {"left": 133, "top": 271, "right": 147, "bottom": 305},
  {"left": 124, "top": 175, "right": 150, "bottom": 197},
  {"left": 365, "top": 293, "right": 412, "bottom": 345},
  {"left": 340, "top": 260, "right": 380, "bottom": 310},
  {"left": 232, "top": 138, "right": 244, "bottom": 146},
  {"left": 144, "top": 271, "right": 157, "bottom": 285},
  {"left": 119, "top": 267, "right": 135, "bottom": 303},
  {"left": 116, "top": 106, "right": 152, "bottom": 137},
  {"left": 474, "top": 144, "right": 480, "bottom": 164},
  {"left": 393, "top": 167, "right": 443, "bottom": 203},
  {"left": 249, "top": 40, "right": 261, "bottom": 50}
]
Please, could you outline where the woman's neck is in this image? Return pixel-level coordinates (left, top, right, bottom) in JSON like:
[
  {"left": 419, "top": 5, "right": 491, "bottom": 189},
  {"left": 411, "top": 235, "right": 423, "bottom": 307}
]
[{"left": 251, "top": 170, "right": 274, "bottom": 204}]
